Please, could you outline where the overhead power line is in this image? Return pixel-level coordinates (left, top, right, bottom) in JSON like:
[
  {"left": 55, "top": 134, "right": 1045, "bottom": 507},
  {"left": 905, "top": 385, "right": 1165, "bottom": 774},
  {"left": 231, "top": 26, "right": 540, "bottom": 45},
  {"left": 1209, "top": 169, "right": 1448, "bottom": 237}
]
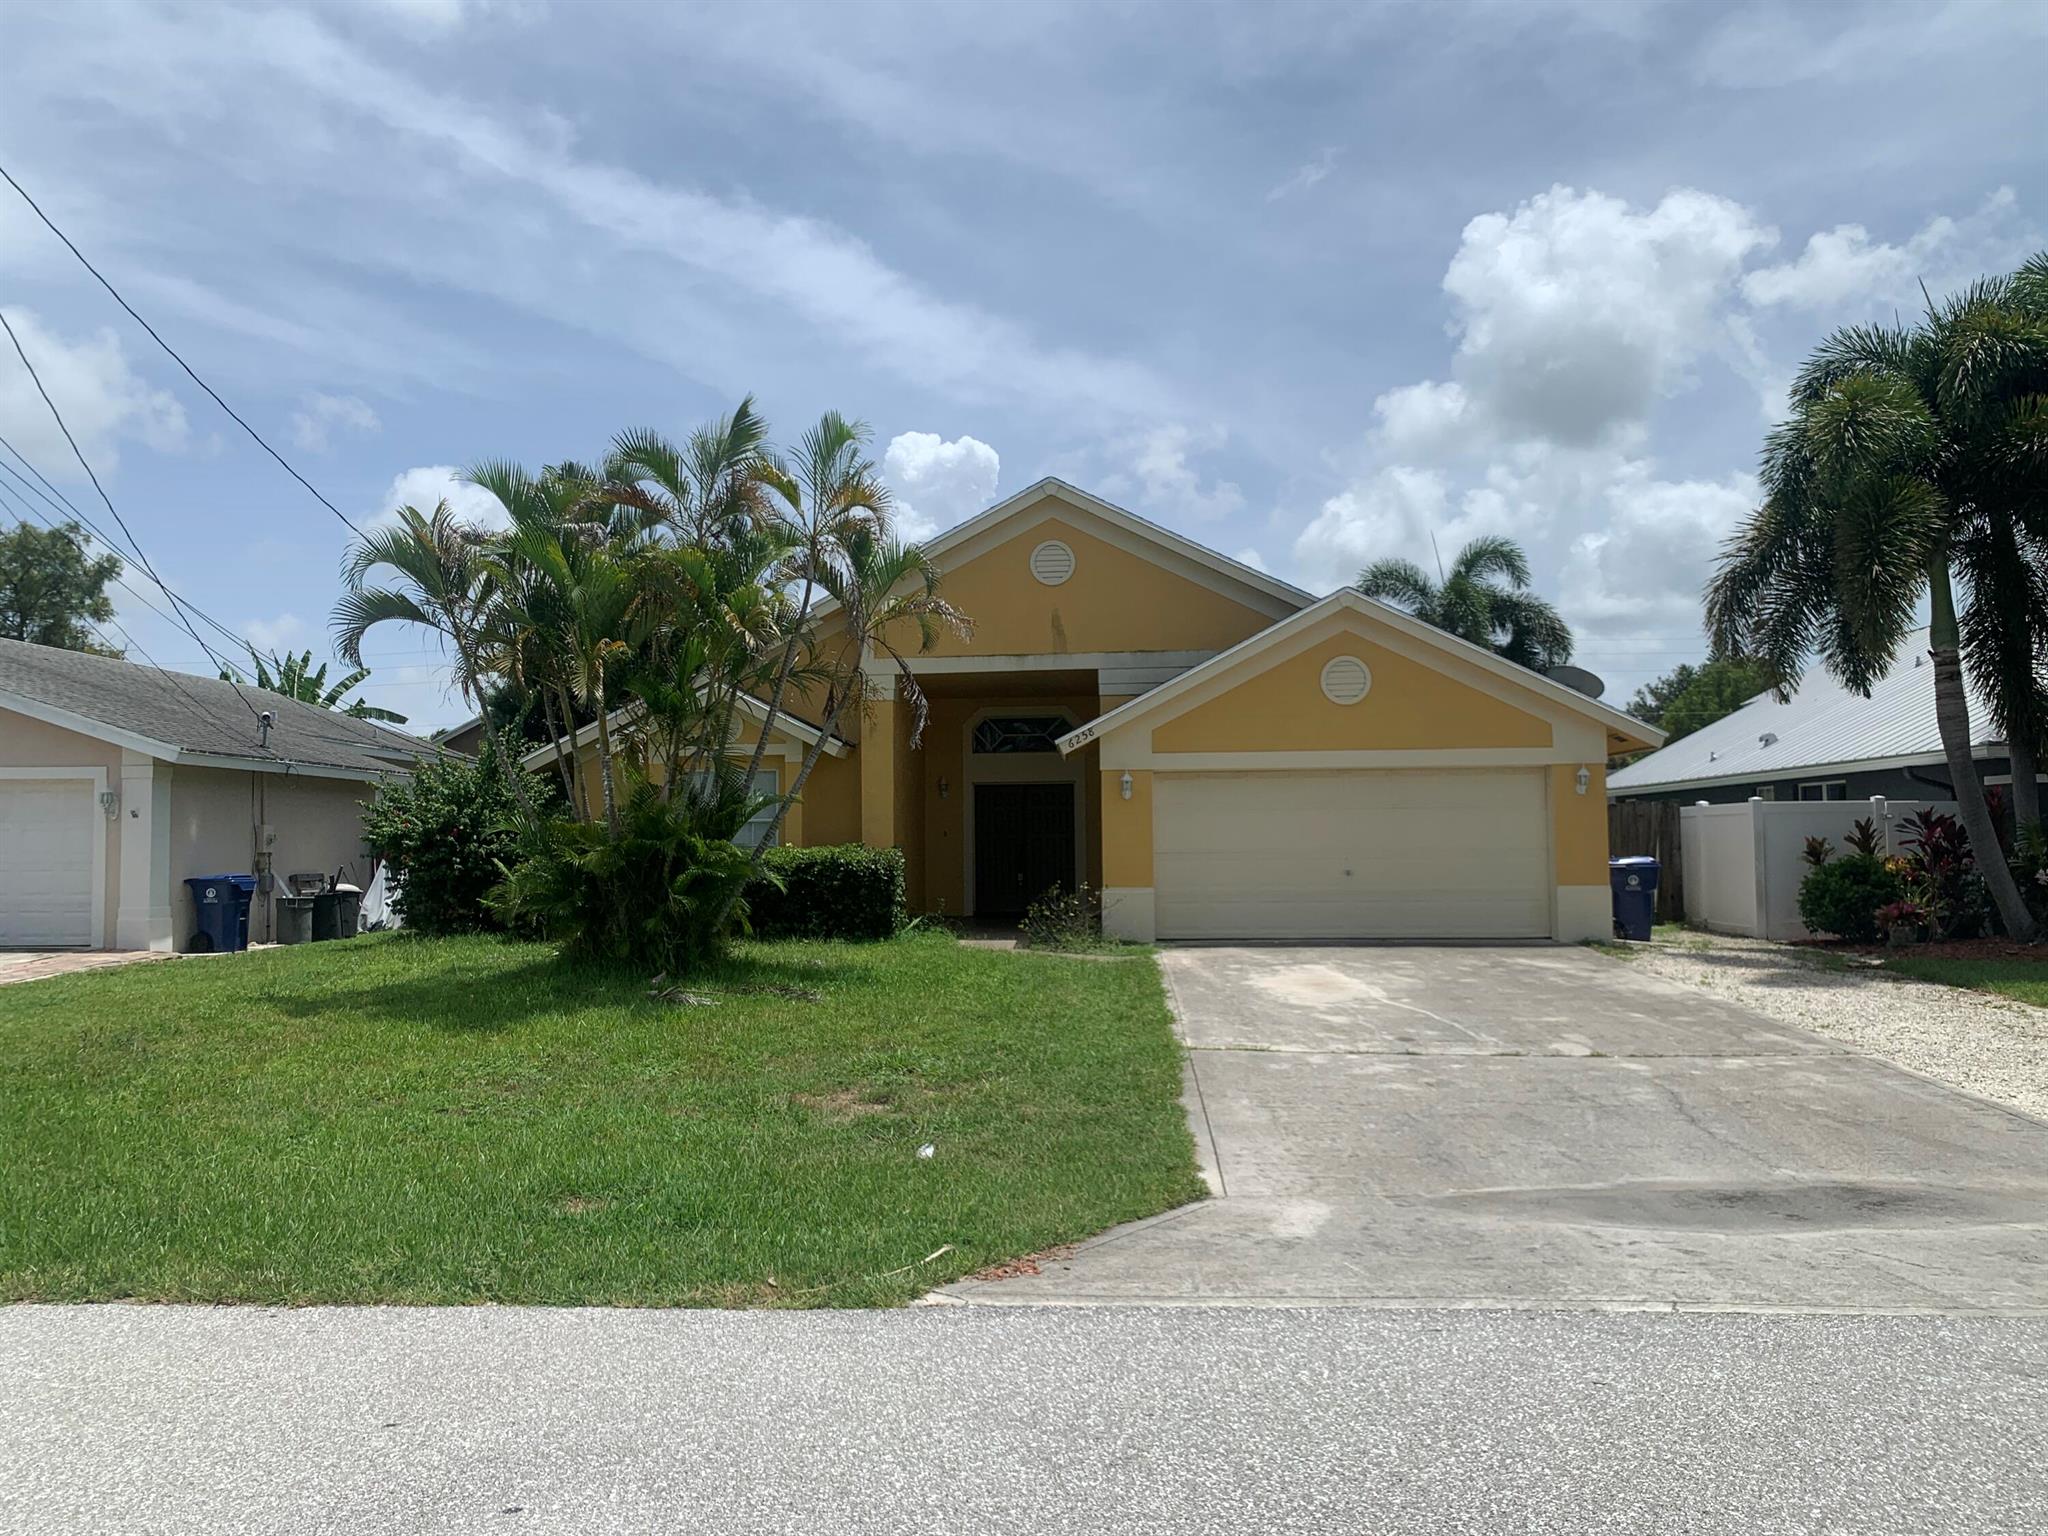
[
  {"left": 0, "top": 310, "right": 266, "bottom": 722},
  {"left": 0, "top": 159, "right": 369, "bottom": 541}
]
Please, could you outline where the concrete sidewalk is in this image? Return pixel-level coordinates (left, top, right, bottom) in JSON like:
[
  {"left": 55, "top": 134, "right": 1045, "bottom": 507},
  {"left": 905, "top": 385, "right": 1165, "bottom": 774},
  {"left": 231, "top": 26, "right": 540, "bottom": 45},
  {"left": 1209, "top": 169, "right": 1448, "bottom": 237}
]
[{"left": 946, "top": 945, "right": 2048, "bottom": 1311}]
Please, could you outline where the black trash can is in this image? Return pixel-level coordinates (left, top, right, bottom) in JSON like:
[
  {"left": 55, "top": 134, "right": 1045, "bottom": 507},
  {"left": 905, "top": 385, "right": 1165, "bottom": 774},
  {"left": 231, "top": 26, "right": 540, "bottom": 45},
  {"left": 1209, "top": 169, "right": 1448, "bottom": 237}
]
[
  {"left": 332, "top": 883, "right": 363, "bottom": 939},
  {"left": 276, "top": 896, "right": 316, "bottom": 945},
  {"left": 1609, "top": 856, "right": 1659, "bottom": 942},
  {"left": 185, "top": 874, "right": 256, "bottom": 952},
  {"left": 311, "top": 890, "right": 342, "bottom": 942}
]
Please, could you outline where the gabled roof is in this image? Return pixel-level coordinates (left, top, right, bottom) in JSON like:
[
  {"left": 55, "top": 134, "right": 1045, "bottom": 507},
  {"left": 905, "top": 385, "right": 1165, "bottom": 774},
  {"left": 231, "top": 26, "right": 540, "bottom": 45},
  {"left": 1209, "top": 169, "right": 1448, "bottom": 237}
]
[
  {"left": 0, "top": 636, "right": 435, "bottom": 781},
  {"left": 815, "top": 476, "right": 1316, "bottom": 618},
  {"left": 1058, "top": 588, "right": 1663, "bottom": 755},
  {"left": 1607, "top": 627, "right": 2001, "bottom": 794},
  {"left": 518, "top": 693, "right": 848, "bottom": 771}
]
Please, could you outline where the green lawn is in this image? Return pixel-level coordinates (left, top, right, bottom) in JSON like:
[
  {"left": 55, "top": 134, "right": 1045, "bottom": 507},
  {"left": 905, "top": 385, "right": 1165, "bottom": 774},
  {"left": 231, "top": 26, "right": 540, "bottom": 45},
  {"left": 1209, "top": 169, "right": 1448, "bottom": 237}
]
[
  {"left": 1880, "top": 955, "right": 2048, "bottom": 1007},
  {"left": 0, "top": 931, "right": 1202, "bottom": 1306}
]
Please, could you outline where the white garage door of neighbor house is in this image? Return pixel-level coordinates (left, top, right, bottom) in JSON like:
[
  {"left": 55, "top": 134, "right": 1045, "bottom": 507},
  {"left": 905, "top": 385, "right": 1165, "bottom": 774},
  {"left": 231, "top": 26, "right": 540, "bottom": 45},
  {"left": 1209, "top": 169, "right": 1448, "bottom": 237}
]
[
  {"left": 0, "top": 779, "right": 97, "bottom": 947},
  {"left": 1153, "top": 769, "right": 1551, "bottom": 941}
]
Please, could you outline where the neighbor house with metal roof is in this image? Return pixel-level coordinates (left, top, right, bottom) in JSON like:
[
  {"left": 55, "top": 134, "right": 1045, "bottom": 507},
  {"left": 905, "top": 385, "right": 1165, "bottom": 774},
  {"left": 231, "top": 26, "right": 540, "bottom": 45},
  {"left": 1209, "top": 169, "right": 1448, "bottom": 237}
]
[
  {"left": 0, "top": 636, "right": 434, "bottom": 951},
  {"left": 1607, "top": 627, "right": 2037, "bottom": 806}
]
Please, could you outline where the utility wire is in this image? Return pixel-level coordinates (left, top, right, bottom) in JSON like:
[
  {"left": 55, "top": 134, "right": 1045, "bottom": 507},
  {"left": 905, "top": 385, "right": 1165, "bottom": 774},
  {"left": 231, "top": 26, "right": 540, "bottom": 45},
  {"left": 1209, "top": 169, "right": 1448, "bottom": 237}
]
[
  {"left": 0, "top": 159, "right": 368, "bottom": 540},
  {"left": 0, "top": 309, "right": 266, "bottom": 721},
  {"left": 0, "top": 434, "right": 253, "bottom": 657}
]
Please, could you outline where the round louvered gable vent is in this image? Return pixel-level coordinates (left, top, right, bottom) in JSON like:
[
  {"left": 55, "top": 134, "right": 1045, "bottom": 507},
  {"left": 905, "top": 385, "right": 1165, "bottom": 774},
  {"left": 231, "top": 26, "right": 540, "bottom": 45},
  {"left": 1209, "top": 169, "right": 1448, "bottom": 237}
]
[
  {"left": 1320, "top": 655, "right": 1372, "bottom": 705},
  {"left": 1029, "top": 539, "right": 1075, "bottom": 586}
]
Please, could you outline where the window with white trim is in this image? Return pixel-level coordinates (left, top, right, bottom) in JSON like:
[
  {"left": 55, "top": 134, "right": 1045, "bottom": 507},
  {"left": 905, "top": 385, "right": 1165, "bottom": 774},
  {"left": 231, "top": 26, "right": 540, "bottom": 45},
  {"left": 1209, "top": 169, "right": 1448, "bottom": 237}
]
[
  {"left": 1797, "top": 781, "right": 1849, "bottom": 802},
  {"left": 1755, "top": 785, "right": 1777, "bottom": 801},
  {"left": 686, "top": 767, "right": 783, "bottom": 847}
]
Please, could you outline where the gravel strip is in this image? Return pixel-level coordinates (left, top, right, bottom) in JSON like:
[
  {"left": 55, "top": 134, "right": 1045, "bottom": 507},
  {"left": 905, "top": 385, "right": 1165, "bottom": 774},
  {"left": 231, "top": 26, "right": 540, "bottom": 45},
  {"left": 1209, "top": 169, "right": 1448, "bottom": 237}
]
[{"left": 1620, "top": 932, "right": 2048, "bottom": 1122}]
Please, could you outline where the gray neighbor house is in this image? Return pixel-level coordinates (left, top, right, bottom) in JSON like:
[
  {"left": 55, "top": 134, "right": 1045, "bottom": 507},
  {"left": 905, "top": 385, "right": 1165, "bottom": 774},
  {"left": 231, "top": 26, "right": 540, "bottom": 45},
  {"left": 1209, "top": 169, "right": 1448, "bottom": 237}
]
[{"left": 1608, "top": 627, "right": 2043, "bottom": 808}]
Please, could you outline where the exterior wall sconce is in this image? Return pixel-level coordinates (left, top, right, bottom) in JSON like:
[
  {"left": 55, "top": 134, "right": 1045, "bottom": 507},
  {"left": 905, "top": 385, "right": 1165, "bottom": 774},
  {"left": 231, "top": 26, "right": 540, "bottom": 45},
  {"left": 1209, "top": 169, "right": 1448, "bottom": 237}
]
[
  {"left": 937, "top": 776, "right": 950, "bottom": 800},
  {"left": 1574, "top": 766, "right": 1591, "bottom": 796},
  {"left": 99, "top": 790, "right": 120, "bottom": 819},
  {"left": 1119, "top": 770, "right": 1134, "bottom": 800}
]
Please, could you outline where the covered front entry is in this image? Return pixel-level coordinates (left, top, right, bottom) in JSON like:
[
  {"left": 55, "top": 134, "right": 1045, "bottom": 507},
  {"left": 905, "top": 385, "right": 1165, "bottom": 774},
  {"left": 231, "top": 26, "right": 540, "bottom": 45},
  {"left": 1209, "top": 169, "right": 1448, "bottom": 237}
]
[
  {"left": 972, "top": 782, "right": 1078, "bottom": 916},
  {"left": 1152, "top": 768, "right": 1552, "bottom": 940}
]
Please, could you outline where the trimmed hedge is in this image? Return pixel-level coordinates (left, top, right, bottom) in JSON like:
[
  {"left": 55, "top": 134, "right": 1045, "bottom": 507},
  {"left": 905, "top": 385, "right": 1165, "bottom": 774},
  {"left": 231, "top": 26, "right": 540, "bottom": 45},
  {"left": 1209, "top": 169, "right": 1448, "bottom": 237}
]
[{"left": 746, "top": 844, "right": 907, "bottom": 941}]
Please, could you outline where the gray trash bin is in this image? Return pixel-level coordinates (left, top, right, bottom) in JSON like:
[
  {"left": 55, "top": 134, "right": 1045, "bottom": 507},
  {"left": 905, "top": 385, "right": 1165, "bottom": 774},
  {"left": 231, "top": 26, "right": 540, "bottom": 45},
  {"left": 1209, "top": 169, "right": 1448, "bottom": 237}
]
[
  {"left": 332, "top": 883, "right": 363, "bottom": 938},
  {"left": 276, "top": 896, "right": 315, "bottom": 945}
]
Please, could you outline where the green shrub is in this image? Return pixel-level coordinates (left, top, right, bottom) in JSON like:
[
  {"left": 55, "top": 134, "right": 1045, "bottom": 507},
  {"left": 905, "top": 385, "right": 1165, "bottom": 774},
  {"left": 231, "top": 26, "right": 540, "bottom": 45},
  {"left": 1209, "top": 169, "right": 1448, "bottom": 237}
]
[
  {"left": 744, "top": 844, "right": 906, "bottom": 941},
  {"left": 1797, "top": 853, "right": 1903, "bottom": 943},
  {"left": 490, "top": 777, "right": 756, "bottom": 973},
  {"left": 361, "top": 744, "right": 534, "bottom": 934},
  {"left": 1020, "top": 882, "right": 1097, "bottom": 950}
]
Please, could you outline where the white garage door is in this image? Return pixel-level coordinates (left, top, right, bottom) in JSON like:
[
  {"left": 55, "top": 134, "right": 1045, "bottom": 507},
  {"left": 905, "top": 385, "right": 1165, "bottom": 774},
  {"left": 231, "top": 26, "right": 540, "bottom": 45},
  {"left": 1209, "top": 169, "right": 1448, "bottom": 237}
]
[
  {"left": 0, "top": 779, "right": 97, "bottom": 947},
  {"left": 1154, "top": 770, "right": 1551, "bottom": 940}
]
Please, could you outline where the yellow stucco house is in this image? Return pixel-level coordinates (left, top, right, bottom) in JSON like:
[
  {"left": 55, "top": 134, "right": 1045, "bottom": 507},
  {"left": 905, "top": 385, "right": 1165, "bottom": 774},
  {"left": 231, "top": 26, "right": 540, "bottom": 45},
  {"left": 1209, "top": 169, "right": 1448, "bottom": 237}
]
[{"left": 527, "top": 479, "right": 1662, "bottom": 943}]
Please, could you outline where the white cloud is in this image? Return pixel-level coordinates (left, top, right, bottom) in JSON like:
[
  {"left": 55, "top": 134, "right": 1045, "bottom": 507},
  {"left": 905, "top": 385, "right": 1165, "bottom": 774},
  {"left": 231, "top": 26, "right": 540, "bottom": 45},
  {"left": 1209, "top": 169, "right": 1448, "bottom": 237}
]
[
  {"left": 881, "top": 431, "right": 999, "bottom": 541},
  {"left": 1107, "top": 424, "right": 1246, "bottom": 523},
  {"left": 1742, "top": 187, "right": 2024, "bottom": 311},
  {"left": 1441, "top": 185, "right": 1774, "bottom": 446},
  {"left": 1370, "top": 380, "right": 1472, "bottom": 461},
  {"left": 1233, "top": 546, "right": 1268, "bottom": 573},
  {"left": 1558, "top": 461, "right": 1757, "bottom": 631},
  {"left": 0, "top": 307, "right": 187, "bottom": 479},
  {"left": 375, "top": 465, "right": 511, "bottom": 530},
  {"left": 289, "top": 392, "right": 379, "bottom": 452},
  {"left": 1267, "top": 147, "right": 1338, "bottom": 202},
  {"left": 1291, "top": 466, "right": 1450, "bottom": 589},
  {"left": 242, "top": 611, "right": 309, "bottom": 656}
]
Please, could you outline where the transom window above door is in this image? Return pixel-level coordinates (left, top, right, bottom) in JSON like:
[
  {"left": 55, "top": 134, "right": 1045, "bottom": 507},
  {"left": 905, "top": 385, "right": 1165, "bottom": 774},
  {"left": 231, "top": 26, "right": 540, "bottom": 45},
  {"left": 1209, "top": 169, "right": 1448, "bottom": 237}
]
[{"left": 972, "top": 715, "right": 1068, "bottom": 754}]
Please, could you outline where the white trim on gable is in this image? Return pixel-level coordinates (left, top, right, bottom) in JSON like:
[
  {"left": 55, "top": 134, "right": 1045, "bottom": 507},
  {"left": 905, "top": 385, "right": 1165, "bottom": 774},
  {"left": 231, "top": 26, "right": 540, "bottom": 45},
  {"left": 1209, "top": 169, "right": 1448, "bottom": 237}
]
[
  {"left": 815, "top": 477, "right": 1315, "bottom": 622},
  {"left": 0, "top": 686, "right": 182, "bottom": 761},
  {"left": 1057, "top": 589, "right": 1664, "bottom": 756},
  {"left": 518, "top": 695, "right": 850, "bottom": 773}
]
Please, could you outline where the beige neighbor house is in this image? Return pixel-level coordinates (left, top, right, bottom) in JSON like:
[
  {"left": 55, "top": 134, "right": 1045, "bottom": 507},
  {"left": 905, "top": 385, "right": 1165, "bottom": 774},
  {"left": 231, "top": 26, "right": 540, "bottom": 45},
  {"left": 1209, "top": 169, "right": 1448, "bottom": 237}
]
[
  {"left": 0, "top": 637, "right": 430, "bottom": 952},
  {"left": 534, "top": 479, "right": 1662, "bottom": 943}
]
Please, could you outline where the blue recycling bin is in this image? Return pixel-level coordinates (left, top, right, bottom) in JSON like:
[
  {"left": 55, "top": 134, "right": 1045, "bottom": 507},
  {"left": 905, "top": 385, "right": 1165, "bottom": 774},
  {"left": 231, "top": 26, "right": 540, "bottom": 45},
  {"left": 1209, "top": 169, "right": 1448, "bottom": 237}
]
[
  {"left": 185, "top": 874, "right": 257, "bottom": 952},
  {"left": 1609, "top": 856, "right": 1659, "bottom": 942}
]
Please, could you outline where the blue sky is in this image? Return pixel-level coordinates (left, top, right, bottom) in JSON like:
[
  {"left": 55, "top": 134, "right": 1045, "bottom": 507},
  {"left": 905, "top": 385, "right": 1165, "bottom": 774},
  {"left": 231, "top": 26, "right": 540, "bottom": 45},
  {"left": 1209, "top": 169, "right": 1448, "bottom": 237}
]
[{"left": 2, "top": 0, "right": 2044, "bottom": 730}]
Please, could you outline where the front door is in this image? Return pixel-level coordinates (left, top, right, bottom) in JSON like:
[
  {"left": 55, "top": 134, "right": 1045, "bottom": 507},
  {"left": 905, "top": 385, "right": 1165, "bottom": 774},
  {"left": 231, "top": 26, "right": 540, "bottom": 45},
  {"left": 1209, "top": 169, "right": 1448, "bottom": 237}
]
[{"left": 973, "top": 783, "right": 1077, "bottom": 917}]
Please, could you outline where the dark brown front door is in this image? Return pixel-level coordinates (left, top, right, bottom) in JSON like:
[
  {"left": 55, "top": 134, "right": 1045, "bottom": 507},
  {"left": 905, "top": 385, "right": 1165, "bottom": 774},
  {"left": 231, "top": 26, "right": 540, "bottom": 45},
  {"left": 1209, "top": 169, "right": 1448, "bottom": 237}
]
[{"left": 974, "top": 783, "right": 1077, "bottom": 917}]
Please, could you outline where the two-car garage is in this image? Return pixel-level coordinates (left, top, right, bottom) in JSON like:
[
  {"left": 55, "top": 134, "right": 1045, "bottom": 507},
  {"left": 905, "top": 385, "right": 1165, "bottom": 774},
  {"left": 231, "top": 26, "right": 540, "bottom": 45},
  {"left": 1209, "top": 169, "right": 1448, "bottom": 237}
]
[
  {"left": 1077, "top": 591, "right": 1660, "bottom": 945},
  {"left": 1151, "top": 768, "right": 1553, "bottom": 941}
]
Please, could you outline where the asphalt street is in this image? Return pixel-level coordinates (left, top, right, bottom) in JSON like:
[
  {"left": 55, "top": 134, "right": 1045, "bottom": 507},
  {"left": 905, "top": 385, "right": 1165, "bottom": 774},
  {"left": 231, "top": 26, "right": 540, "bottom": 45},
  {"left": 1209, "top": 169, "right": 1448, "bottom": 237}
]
[{"left": 4, "top": 1303, "right": 2044, "bottom": 1535}]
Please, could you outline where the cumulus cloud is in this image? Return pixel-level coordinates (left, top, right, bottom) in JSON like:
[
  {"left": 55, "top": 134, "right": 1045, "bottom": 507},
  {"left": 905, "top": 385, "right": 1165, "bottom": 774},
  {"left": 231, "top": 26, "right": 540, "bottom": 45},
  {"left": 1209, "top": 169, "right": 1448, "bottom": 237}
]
[
  {"left": 1106, "top": 424, "right": 1246, "bottom": 523},
  {"left": 375, "top": 464, "right": 511, "bottom": 530},
  {"left": 1558, "top": 463, "right": 1757, "bottom": 630},
  {"left": 290, "top": 392, "right": 379, "bottom": 452},
  {"left": 1742, "top": 187, "right": 2025, "bottom": 310},
  {"left": 0, "top": 307, "right": 187, "bottom": 479},
  {"left": 1440, "top": 185, "right": 1774, "bottom": 447},
  {"left": 882, "top": 431, "right": 999, "bottom": 540}
]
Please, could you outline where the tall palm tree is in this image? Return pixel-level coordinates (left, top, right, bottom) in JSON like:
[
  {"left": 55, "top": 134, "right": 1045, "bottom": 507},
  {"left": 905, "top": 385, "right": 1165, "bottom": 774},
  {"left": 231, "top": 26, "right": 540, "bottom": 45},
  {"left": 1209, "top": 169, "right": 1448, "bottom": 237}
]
[
  {"left": 1707, "top": 273, "right": 2048, "bottom": 942},
  {"left": 222, "top": 647, "right": 407, "bottom": 723},
  {"left": 745, "top": 411, "right": 891, "bottom": 787},
  {"left": 758, "top": 527, "right": 971, "bottom": 852},
  {"left": 333, "top": 501, "right": 542, "bottom": 827},
  {"left": 1357, "top": 535, "right": 1573, "bottom": 670}
]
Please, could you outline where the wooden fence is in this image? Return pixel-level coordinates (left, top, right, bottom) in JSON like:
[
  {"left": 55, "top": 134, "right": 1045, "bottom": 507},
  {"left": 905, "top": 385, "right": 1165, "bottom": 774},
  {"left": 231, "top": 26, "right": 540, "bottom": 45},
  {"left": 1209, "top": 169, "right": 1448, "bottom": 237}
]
[{"left": 1607, "top": 800, "right": 1684, "bottom": 923}]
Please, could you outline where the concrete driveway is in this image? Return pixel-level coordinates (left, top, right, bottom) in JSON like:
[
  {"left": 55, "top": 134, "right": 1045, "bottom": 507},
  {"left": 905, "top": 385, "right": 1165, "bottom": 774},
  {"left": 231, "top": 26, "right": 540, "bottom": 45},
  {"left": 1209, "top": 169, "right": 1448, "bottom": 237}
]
[{"left": 946, "top": 945, "right": 2048, "bottom": 1312}]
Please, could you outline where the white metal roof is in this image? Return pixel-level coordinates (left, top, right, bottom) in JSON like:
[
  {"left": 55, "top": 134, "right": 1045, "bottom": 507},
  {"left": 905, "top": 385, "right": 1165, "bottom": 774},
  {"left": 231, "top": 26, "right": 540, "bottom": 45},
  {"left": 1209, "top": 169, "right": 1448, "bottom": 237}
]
[{"left": 1607, "top": 628, "right": 2004, "bottom": 795}]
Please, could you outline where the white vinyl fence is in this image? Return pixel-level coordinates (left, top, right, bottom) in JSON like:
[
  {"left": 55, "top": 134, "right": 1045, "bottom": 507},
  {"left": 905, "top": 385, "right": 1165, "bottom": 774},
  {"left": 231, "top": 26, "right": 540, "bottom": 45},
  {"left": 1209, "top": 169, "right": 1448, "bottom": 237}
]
[{"left": 1678, "top": 797, "right": 1957, "bottom": 941}]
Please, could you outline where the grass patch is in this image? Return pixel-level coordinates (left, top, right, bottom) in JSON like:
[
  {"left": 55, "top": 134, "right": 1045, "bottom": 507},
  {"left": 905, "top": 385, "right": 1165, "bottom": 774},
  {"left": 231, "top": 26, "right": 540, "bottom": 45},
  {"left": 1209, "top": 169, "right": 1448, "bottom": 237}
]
[
  {"left": 1880, "top": 955, "right": 2048, "bottom": 1007},
  {"left": 0, "top": 930, "right": 1202, "bottom": 1307}
]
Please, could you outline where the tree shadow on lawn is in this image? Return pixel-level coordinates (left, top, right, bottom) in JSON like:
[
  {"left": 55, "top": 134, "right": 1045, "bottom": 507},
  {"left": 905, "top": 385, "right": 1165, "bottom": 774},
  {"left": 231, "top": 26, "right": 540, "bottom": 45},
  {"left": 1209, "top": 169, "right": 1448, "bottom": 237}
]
[{"left": 256, "top": 936, "right": 864, "bottom": 1034}]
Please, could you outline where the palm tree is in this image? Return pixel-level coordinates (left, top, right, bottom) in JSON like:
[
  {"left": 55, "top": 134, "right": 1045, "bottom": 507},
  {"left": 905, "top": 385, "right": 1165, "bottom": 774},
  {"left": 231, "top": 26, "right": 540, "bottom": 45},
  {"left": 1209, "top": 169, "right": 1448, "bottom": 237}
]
[
  {"left": 745, "top": 412, "right": 891, "bottom": 788},
  {"left": 1357, "top": 535, "right": 1573, "bottom": 670},
  {"left": 759, "top": 527, "right": 971, "bottom": 851},
  {"left": 332, "top": 501, "right": 542, "bottom": 827},
  {"left": 222, "top": 647, "right": 407, "bottom": 723},
  {"left": 1706, "top": 271, "right": 2048, "bottom": 942}
]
